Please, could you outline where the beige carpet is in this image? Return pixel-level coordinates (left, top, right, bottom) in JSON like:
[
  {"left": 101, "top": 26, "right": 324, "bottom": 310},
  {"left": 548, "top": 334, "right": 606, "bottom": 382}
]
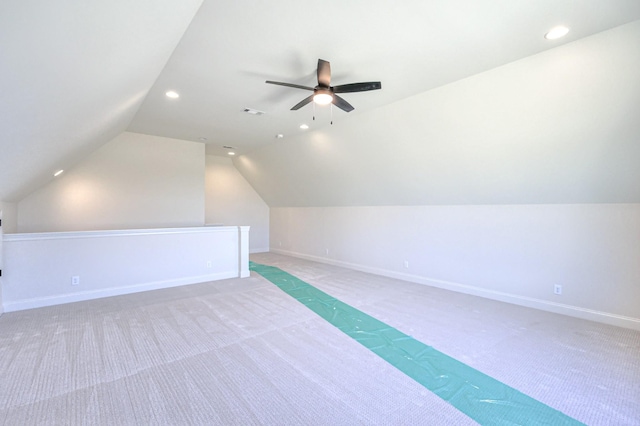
[{"left": 0, "top": 253, "right": 638, "bottom": 425}]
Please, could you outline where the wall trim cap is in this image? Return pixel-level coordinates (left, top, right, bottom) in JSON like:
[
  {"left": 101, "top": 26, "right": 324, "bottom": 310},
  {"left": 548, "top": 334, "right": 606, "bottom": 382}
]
[{"left": 4, "top": 226, "right": 239, "bottom": 241}]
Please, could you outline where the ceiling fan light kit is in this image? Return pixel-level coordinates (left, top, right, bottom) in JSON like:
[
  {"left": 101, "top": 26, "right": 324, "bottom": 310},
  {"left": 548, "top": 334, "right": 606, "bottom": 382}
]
[
  {"left": 266, "top": 59, "right": 381, "bottom": 116},
  {"left": 313, "top": 91, "right": 333, "bottom": 105}
]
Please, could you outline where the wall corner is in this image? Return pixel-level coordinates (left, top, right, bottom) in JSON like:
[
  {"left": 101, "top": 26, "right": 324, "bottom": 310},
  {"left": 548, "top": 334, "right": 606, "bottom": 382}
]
[{"left": 239, "top": 226, "right": 251, "bottom": 278}]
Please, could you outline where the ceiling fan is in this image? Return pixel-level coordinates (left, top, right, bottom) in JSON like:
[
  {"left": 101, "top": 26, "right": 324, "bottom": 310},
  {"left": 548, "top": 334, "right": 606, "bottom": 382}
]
[{"left": 266, "top": 59, "right": 381, "bottom": 113}]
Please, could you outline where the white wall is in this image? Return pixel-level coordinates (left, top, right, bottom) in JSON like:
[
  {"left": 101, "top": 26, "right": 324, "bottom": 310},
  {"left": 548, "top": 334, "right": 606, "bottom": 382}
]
[
  {"left": 206, "top": 155, "right": 269, "bottom": 252},
  {"left": 0, "top": 202, "right": 16, "bottom": 314},
  {"left": 16, "top": 132, "right": 205, "bottom": 232},
  {"left": 0, "top": 202, "right": 17, "bottom": 233},
  {"left": 270, "top": 204, "right": 640, "bottom": 330},
  {"left": 2, "top": 226, "right": 249, "bottom": 312},
  {"left": 0, "top": 207, "right": 4, "bottom": 314}
]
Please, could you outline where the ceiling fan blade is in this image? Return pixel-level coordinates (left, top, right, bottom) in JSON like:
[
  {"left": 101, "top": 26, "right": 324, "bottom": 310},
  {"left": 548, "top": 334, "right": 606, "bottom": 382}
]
[
  {"left": 317, "top": 59, "right": 331, "bottom": 88},
  {"left": 332, "top": 81, "right": 382, "bottom": 93},
  {"left": 291, "top": 95, "right": 314, "bottom": 110},
  {"left": 332, "top": 94, "right": 354, "bottom": 112},
  {"left": 266, "top": 80, "right": 314, "bottom": 91}
]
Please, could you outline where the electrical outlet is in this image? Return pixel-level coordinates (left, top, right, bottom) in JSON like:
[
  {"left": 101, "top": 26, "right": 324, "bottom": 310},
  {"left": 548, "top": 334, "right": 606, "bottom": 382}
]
[
  {"left": 206, "top": 261, "right": 212, "bottom": 268},
  {"left": 404, "top": 260, "right": 409, "bottom": 269},
  {"left": 325, "top": 248, "right": 329, "bottom": 255},
  {"left": 554, "top": 284, "right": 562, "bottom": 295},
  {"left": 71, "top": 276, "right": 80, "bottom": 286}
]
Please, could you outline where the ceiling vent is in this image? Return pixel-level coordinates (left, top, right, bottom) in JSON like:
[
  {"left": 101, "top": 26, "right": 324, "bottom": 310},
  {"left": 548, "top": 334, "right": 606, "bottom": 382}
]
[{"left": 243, "top": 108, "right": 265, "bottom": 115}]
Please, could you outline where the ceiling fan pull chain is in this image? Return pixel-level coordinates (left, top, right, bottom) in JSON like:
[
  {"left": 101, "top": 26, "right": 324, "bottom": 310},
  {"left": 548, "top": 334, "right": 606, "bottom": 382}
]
[{"left": 313, "top": 101, "right": 316, "bottom": 121}]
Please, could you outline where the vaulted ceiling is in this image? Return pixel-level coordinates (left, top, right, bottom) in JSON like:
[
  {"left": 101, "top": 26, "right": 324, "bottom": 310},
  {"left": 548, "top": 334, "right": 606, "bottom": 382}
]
[{"left": 2, "top": 1, "right": 640, "bottom": 203}]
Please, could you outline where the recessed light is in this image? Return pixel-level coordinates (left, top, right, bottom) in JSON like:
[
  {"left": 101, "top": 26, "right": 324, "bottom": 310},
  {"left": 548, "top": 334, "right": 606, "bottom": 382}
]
[
  {"left": 54, "top": 170, "right": 64, "bottom": 177},
  {"left": 545, "top": 26, "right": 569, "bottom": 40},
  {"left": 300, "top": 124, "right": 309, "bottom": 130},
  {"left": 228, "top": 152, "right": 236, "bottom": 156},
  {"left": 165, "top": 90, "right": 180, "bottom": 98},
  {"left": 276, "top": 134, "right": 284, "bottom": 139}
]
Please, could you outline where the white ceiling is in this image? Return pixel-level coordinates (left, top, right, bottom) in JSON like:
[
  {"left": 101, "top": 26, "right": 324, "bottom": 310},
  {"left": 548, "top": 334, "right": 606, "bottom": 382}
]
[
  {"left": 236, "top": 21, "right": 640, "bottom": 206},
  {"left": 2, "top": 1, "right": 640, "bottom": 201},
  {"left": 129, "top": 0, "right": 640, "bottom": 156},
  {"left": 0, "top": 0, "right": 203, "bottom": 201}
]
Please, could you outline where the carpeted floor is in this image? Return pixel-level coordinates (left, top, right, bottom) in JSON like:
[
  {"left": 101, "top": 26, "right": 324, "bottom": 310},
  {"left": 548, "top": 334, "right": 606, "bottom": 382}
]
[{"left": 0, "top": 252, "right": 638, "bottom": 425}]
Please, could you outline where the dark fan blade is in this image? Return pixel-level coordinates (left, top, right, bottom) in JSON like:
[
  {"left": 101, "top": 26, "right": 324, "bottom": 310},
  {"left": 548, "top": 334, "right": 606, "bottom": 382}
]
[
  {"left": 291, "top": 95, "right": 314, "bottom": 110},
  {"left": 317, "top": 59, "right": 331, "bottom": 88},
  {"left": 332, "top": 94, "right": 354, "bottom": 112},
  {"left": 266, "top": 80, "right": 314, "bottom": 91},
  {"left": 332, "top": 81, "right": 382, "bottom": 93}
]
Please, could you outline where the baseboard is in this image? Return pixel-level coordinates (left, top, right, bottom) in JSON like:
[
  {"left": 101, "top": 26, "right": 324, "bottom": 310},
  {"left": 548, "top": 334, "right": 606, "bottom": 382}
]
[
  {"left": 270, "top": 248, "right": 640, "bottom": 331},
  {"left": 3, "top": 271, "right": 238, "bottom": 313},
  {"left": 250, "top": 247, "right": 270, "bottom": 254}
]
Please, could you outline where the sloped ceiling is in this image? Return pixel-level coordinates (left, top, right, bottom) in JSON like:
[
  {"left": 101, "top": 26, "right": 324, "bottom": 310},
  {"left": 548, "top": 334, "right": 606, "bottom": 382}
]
[
  {"left": 2, "top": 1, "right": 640, "bottom": 204},
  {"left": 0, "top": 0, "right": 203, "bottom": 201},
  {"left": 129, "top": 0, "right": 640, "bottom": 157},
  {"left": 234, "top": 21, "right": 640, "bottom": 206}
]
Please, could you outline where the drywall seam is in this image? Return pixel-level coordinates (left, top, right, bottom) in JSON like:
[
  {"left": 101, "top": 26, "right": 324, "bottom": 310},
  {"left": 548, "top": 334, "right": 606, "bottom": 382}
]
[
  {"left": 2, "top": 271, "right": 236, "bottom": 313},
  {"left": 271, "top": 248, "right": 640, "bottom": 331}
]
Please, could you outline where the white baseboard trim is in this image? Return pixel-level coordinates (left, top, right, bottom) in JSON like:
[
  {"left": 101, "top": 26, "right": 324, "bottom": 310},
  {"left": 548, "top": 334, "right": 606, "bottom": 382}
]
[
  {"left": 3, "top": 271, "right": 238, "bottom": 313},
  {"left": 270, "top": 248, "right": 640, "bottom": 331},
  {"left": 250, "top": 247, "right": 270, "bottom": 254}
]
